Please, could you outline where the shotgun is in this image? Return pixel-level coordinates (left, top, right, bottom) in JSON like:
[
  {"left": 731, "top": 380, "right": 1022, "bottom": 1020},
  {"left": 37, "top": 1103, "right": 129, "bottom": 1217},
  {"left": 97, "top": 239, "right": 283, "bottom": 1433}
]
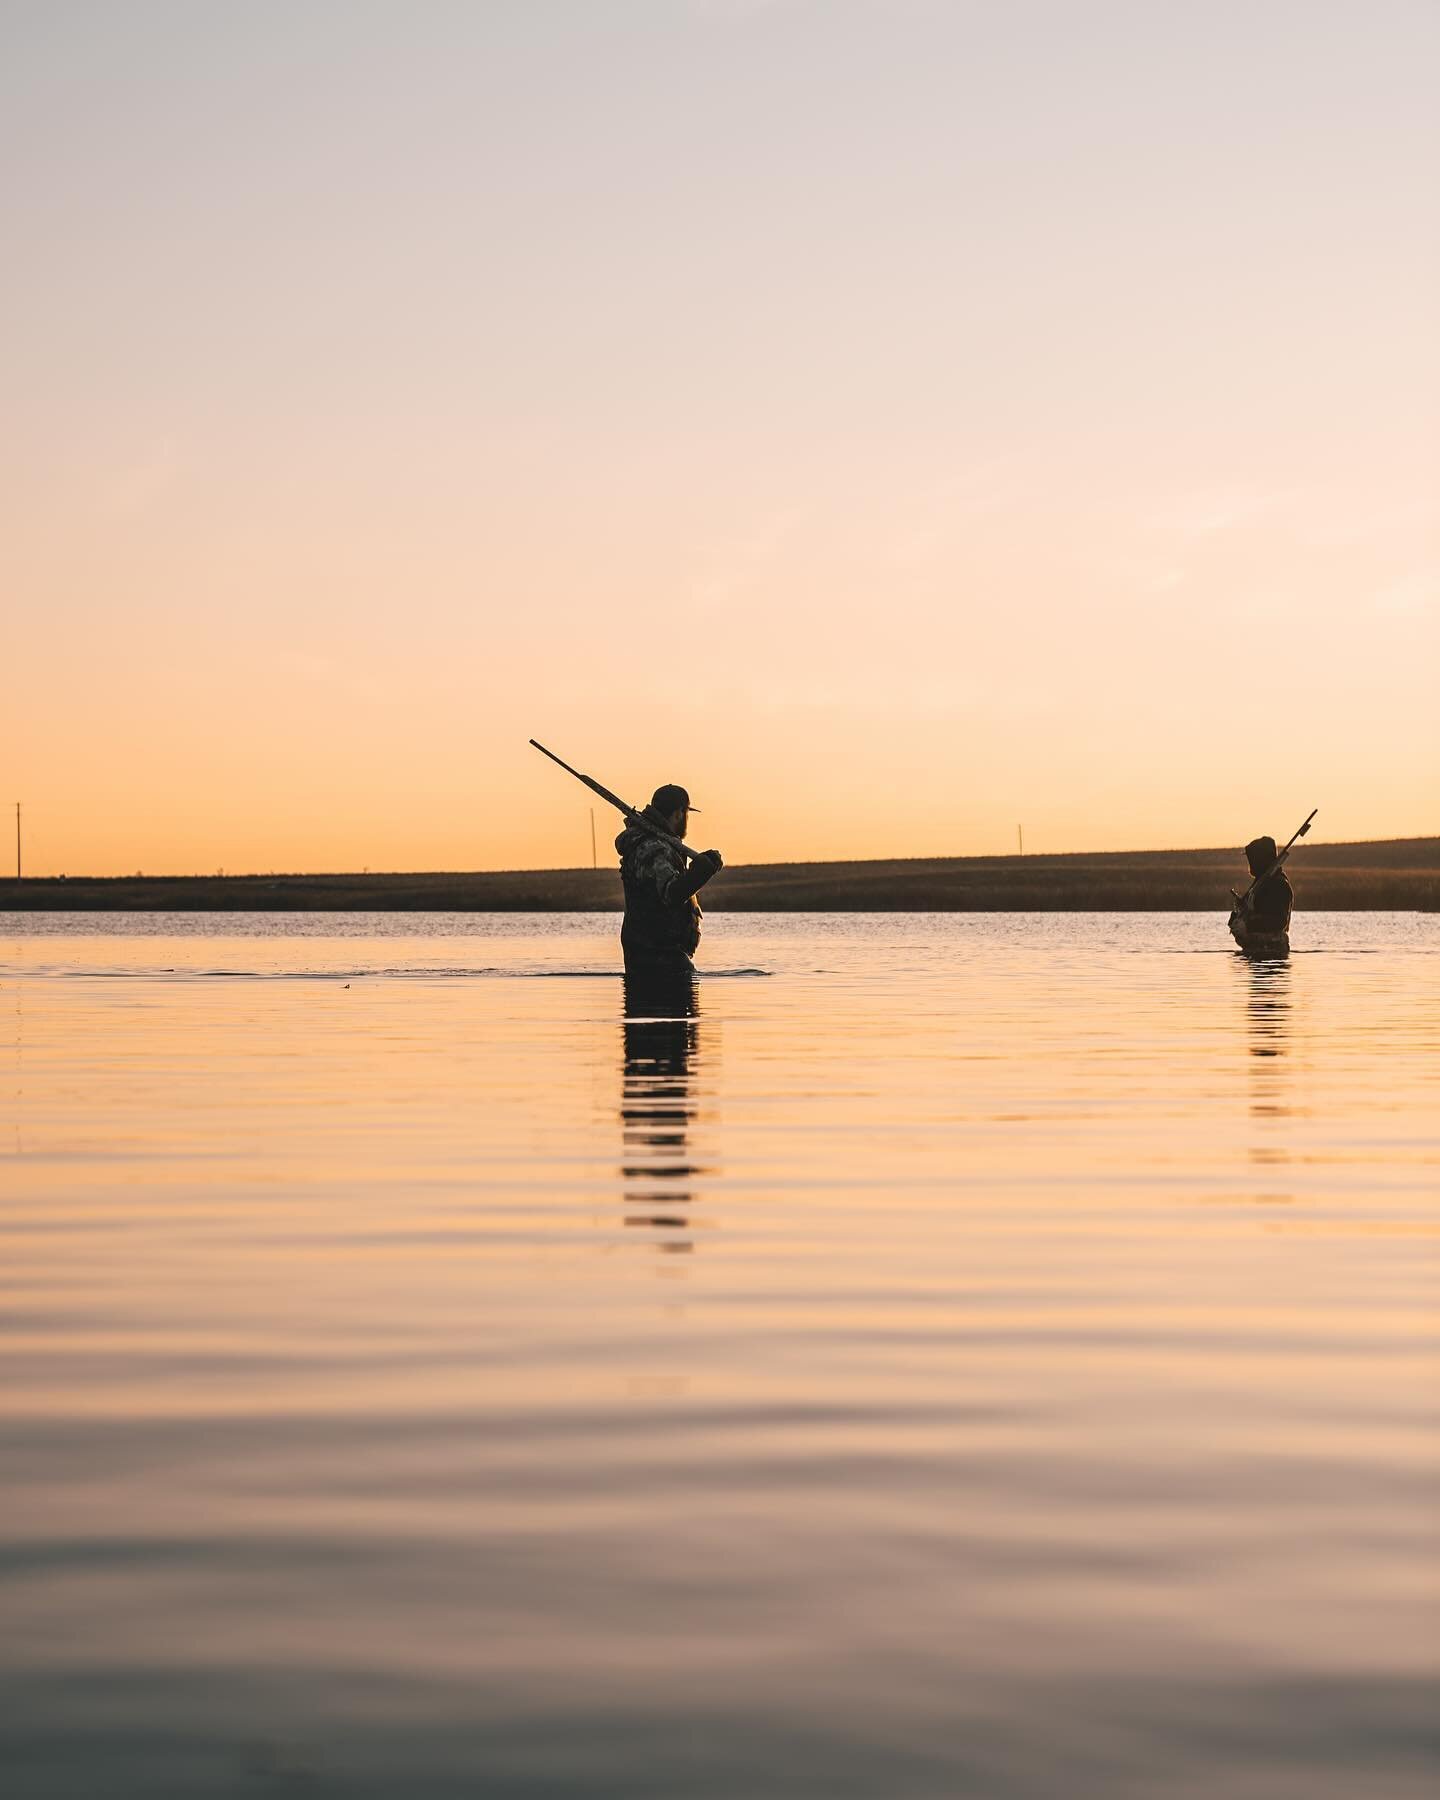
[{"left": 529, "top": 740, "right": 703, "bottom": 863}]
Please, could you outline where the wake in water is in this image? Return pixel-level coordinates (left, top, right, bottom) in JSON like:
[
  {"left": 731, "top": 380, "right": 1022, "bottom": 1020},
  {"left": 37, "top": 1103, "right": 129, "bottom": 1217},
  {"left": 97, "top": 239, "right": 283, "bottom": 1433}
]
[{"left": 42, "top": 965, "right": 773, "bottom": 982}]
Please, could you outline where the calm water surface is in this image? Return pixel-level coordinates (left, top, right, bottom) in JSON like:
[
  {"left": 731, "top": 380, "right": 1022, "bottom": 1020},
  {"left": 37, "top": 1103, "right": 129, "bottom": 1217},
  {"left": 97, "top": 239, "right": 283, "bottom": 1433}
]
[{"left": 2, "top": 912, "right": 1436, "bottom": 1797}]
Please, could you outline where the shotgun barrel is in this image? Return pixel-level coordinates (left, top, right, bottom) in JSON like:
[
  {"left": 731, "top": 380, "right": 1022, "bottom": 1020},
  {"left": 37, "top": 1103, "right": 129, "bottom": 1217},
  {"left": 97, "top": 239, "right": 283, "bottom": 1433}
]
[{"left": 529, "top": 739, "right": 702, "bottom": 862}]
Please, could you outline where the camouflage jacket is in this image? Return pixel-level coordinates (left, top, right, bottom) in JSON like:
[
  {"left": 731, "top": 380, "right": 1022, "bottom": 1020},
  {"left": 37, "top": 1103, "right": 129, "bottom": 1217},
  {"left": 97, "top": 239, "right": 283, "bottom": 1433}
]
[
  {"left": 615, "top": 809, "right": 701, "bottom": 958},
  {"left": 1232, "top": 867, "right": 1293, "bottom": 944},
  {"left": 1249, "top": 867, "right": 1293, "bottom": 928}
]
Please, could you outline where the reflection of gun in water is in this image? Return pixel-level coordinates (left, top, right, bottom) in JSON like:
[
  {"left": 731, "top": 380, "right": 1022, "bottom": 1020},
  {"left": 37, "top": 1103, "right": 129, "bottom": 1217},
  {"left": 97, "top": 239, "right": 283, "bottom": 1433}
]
[{"left": 1229, "top": 808, "right": 1316, "bottom": 946}]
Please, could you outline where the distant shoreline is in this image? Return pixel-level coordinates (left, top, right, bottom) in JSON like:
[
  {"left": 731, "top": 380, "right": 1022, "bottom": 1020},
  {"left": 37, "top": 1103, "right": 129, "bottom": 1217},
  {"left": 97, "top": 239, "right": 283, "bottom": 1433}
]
[{"left": 1, "top": 838, "right": 1435, "bottom": 912}]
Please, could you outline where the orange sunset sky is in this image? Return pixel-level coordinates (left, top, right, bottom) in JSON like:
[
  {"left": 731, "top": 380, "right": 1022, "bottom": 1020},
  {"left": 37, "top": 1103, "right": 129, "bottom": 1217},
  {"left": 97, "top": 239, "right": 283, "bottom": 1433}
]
[{"left": 3, "top": 1, "right": 1437, "bottom": 877}]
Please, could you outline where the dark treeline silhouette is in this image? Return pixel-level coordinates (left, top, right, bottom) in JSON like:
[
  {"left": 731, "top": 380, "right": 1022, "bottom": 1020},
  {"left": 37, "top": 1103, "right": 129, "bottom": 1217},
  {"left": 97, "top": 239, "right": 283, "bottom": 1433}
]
[{"left": 1, "top": 837, "right": 1434, "bottom": 913}]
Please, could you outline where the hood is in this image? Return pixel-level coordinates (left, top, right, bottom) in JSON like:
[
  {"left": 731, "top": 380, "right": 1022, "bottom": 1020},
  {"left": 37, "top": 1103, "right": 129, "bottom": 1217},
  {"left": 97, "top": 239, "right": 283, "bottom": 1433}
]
[{"left": 615, "top": 806, "right": 670, "bottom": 859}]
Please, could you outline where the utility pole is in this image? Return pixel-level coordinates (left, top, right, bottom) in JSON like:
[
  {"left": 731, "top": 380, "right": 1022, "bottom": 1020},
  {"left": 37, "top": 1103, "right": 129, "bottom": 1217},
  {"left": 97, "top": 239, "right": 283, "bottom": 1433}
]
[
  {"left": 14, "top": 802, "right": 19, "bottom": 881},
  {"left": 1017, "top": 823, "right": 1023, "bottom": 856},
  {"left": 589, "top": 808, "right": 597, "bottom": 870}
]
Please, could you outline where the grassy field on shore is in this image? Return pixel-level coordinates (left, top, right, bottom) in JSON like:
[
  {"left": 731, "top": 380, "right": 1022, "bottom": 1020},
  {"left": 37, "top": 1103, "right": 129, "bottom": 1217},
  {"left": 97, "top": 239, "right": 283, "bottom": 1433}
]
[{"left": 2, "top": 838, "right": 1435, "bottom": 913}]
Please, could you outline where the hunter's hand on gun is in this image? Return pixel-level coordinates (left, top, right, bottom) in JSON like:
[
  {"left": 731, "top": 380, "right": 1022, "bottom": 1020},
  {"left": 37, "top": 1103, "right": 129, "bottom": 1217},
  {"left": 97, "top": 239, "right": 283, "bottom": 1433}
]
[{"left": 683, "top": 849, "right": 724, "bottom": 896}]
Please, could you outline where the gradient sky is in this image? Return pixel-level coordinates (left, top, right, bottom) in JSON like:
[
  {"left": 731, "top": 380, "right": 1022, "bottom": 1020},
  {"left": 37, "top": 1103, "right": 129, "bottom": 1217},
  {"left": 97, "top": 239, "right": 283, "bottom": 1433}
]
[{"left": 3, "top": 0, "right": 1436, "bottom": 875}]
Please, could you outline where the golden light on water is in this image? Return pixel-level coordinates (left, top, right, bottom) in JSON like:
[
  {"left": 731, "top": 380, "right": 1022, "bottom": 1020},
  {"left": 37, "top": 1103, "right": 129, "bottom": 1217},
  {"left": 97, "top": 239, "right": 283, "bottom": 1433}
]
[{"left": 3, "top": 916, "right": 1437, "bottom": 1792}]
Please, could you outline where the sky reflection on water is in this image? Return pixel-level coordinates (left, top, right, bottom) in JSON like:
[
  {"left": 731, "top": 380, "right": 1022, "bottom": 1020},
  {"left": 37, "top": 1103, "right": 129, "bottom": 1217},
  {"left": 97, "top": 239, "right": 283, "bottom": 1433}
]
[{"left": 1, "top": 913, "right": 1436, "bottom": 1797}]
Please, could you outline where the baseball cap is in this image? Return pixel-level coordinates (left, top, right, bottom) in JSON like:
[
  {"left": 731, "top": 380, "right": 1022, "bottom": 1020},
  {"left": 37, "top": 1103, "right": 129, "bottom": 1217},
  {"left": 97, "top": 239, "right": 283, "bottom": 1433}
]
[{"left": 651, "top": 784, "right": 699, "bottom": 814}]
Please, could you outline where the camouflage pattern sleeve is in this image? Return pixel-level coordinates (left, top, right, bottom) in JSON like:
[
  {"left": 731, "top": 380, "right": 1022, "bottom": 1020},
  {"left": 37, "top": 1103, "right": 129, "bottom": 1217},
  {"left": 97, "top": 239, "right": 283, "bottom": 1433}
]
[{"left": 632, "top": 836, "right": 687, "bottom": 907}]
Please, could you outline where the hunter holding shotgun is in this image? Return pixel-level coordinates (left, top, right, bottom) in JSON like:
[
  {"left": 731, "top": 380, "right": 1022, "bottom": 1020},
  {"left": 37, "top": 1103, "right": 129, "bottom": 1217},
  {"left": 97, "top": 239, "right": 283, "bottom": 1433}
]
[
  {"left": 1229, "top": 809, "right": 1316, "bottom": 955},
  {"left": 530, "top": 742, "right": 724, "bottom": 974},
  {"left": 615, "top": 784, "right": 723, "bottom": 972}
]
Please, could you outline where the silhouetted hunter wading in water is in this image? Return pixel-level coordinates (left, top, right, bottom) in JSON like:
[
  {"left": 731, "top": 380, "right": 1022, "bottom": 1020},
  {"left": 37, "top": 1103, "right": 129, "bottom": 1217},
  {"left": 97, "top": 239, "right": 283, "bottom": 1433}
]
[
  {"left": 527, "top": 742, "right": 724, "bottom": 975},
  {"left": 1228, "top": 809, "right": 1314, "bottom": 957},
  {"left": 616, "top": 784, "right": 723, "bottom": 974}
]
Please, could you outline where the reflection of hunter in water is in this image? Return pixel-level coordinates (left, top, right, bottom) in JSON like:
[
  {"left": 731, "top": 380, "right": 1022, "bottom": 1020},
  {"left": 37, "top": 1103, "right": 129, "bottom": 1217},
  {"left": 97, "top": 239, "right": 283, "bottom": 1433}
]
[
  {"left": 1243, "top": 955, "right": 1296, "bottom": 1198},
  {"left": 1244, "top": 953, "right": 1292, "bottom": 1065},
  {"left": 621, "top": 967, "right": 702, "bottom": 1252}
]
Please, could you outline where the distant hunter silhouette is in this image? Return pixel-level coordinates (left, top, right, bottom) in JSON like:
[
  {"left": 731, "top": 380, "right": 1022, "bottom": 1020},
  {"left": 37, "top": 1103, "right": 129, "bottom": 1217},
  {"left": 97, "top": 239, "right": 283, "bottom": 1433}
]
[{"left": 1229, "top": 810, "right": 1315, "bottom": 956}]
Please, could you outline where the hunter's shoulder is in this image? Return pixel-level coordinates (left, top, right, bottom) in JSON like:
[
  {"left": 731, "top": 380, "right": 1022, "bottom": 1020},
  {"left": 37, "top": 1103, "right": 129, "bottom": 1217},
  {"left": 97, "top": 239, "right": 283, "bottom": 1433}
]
[{"left": 631, "top": 834, "right": 681, "bottom": 873}]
